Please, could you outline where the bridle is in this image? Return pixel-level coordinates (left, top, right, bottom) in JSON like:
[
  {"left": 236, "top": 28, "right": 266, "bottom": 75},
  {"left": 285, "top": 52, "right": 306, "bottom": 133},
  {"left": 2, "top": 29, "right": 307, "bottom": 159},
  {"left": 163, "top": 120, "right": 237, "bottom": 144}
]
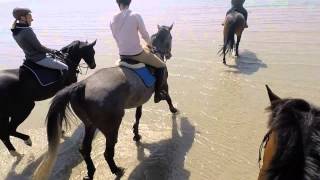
[
  {"left": 258, "top": 129, "right": 273, "bottom": 168},
  {"left": 48, "top": 51, "right": 89, "bottom": 76}
]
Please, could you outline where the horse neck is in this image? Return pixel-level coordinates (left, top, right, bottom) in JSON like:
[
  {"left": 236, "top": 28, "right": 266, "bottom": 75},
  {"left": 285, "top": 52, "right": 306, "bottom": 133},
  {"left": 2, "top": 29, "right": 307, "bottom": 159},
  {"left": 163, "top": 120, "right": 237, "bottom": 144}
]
[
  {"left": 64, "top": 55, "right": 81, "bottom": 84},
  {"left": 66, "top": 54, "right": 81, "bottom": 71}
]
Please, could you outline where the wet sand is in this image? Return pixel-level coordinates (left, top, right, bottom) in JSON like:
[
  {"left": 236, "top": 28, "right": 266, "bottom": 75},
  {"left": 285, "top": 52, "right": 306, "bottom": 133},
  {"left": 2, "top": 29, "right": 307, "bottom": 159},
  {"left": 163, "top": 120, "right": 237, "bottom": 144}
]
[{"left": 1, "top": 0, "right": 320, "bottom": 179}]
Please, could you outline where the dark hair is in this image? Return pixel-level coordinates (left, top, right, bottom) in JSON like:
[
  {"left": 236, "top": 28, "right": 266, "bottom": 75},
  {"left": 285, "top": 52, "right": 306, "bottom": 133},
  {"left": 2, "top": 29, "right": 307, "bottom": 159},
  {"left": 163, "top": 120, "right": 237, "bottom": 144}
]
[{"left": 116, "top": 0, "right": 131, "bottom": 6}]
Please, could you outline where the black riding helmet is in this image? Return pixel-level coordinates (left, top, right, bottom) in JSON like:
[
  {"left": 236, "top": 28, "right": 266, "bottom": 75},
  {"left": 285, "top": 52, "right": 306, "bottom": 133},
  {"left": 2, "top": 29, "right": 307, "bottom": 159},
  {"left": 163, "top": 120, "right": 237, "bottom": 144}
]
[{"left": 12, "top": 7, "right": 31, "bottom": 20}]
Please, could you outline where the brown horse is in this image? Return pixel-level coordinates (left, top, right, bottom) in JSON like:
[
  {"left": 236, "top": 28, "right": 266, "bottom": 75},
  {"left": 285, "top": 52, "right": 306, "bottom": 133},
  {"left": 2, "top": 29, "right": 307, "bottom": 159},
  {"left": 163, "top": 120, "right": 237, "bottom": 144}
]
[
  {"left": 33, "top": 25, "right": 177, "bottom": 180},
  {"left": 258, "top": 85, "right": 320, "bottom": 180},
  {"left": 220, "top": 11, "right": 246, "bottom": 64}
]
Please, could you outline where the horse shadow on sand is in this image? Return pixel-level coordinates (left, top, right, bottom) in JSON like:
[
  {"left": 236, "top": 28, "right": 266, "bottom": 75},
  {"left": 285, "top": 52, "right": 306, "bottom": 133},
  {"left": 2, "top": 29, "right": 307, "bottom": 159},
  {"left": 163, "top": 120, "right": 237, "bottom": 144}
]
[
  {"left": 4, "top": 125, "right": 87, "bottom": 180},
  {"left": 128, "top": 114, "right": 195, "bottom": 180},
  {"left": 224, "top": 50, "right": 267, "bottom": 75}
]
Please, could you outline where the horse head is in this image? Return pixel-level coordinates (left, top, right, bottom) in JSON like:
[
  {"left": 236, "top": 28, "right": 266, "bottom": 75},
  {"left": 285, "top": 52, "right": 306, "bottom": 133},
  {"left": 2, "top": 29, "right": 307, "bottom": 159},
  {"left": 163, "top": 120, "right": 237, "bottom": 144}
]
[
  {"left": 61, "top": 40, "right": 97, "bottom": 70},
  {"left": 60, "top": 40, "right": 97, "bottom": 84},
  {"left": 151, "top": 23, "right": 174, "bottom": 60},
  {"left": 258, "top": 85, "right": 320, "bottom": 180}
]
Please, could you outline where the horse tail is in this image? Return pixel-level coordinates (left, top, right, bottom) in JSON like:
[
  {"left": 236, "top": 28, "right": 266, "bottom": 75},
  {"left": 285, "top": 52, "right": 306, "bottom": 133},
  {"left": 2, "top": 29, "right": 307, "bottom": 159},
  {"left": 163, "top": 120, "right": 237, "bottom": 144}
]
[
  {"left": 33, "top": 83, "right": 85, "bottom": 180},
  {"left": 219, "top": 19, "right": 236, "bottom": 56}
]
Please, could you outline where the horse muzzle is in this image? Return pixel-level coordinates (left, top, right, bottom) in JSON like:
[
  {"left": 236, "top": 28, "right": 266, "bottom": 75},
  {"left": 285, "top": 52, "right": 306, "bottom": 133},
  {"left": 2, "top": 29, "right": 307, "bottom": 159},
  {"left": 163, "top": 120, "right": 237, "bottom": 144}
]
[
  {"left": 89, "top": 62, "right": 96, "bottom": 69},
  {"left": 165, "top": 52, "right": 172, "bottom": 60}
]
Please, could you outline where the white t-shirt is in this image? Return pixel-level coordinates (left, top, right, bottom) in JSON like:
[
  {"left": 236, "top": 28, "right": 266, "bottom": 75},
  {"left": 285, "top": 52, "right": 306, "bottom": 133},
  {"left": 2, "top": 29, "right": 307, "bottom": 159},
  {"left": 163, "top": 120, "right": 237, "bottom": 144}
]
[{"left": 110, "top": 9, "right": 151, "bottom": 56}]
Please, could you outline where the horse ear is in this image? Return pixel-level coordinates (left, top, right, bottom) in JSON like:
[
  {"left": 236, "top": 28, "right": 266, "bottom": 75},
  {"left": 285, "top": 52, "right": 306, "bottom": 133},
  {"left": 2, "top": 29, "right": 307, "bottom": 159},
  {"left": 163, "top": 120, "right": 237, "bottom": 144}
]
[
  {"left": 266, "top": 85, "right": 281, "bottom": 103},
  {"left": 169, "top": 23, "right": 174, "bottom": 31},
  {"left": 89, "top": 39, "right": 97, "bottom": 47}
]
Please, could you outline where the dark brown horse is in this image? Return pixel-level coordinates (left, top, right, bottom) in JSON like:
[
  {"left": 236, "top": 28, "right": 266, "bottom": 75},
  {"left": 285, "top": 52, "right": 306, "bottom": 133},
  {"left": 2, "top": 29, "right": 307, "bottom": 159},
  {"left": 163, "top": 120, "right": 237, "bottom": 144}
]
[
  {"left": 0, "top": 40, "right": 97, "bottom": 156},
  {"left": 258, "top": 85, "right": 320, "bottom": 180},
  {"left": 33, "top": 25, "right": 177, "bottom": 180},
  {"left": 220, "top": 11, "right": 246, "bottom": 64}
]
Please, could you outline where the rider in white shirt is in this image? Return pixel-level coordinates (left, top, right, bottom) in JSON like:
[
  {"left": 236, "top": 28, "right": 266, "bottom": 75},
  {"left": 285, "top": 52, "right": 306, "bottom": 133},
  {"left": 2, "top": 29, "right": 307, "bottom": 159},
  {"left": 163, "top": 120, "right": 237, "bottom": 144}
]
[{"left": 110, "top": 0, "right": 167, "bottom": 103}]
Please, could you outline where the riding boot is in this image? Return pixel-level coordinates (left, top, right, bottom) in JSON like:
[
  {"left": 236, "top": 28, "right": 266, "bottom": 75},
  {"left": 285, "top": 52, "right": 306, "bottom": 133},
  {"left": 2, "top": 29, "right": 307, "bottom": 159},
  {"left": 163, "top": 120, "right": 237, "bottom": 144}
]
[{"left": 154, "top": 68, "right": 167, "bottom": 103}]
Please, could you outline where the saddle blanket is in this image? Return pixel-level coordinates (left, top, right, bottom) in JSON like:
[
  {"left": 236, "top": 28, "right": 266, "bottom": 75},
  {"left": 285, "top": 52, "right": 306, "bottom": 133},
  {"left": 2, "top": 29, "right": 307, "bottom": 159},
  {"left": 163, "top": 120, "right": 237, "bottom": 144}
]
[
  {"left": 117, "top": 59, "right": 156, "bottom": 88},
  {"left": 21, "top": 61, "right": 61, "bottom": 86}
]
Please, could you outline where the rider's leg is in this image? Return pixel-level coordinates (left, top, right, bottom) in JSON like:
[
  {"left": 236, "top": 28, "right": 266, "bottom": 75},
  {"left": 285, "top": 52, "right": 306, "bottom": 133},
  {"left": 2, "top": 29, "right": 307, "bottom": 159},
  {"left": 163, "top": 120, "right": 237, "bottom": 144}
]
[
  {"left": 131, "top": 48, "right": 166, "bottom": 68},
  {"left": 131, "top": 49, "right": 167, "bottom": 103},
  {"left": 153, "top": 68, "right": 166, "bottom": 103}
]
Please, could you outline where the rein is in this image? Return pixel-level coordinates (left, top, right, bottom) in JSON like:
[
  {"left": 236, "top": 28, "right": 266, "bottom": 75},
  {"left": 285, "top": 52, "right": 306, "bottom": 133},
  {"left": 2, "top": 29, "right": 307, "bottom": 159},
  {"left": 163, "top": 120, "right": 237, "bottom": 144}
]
[
  {"left": 151, "top": 46, "right": 170, "bottom": 62},
  {"left": 258, "top": 129, "right": 272, "bottom": 168},
  {"left": 77, "top": 62, "right": 89, "bottom": 75},
  {"left": 48, "top": 51, "right": 88, "bottom": 76}
]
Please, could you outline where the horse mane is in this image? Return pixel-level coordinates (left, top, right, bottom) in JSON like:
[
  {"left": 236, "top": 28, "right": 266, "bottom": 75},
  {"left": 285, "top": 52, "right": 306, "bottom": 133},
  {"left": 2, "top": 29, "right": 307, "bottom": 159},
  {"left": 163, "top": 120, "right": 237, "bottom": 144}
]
[{"left": 264, "top": 98, "right": 320, "bottom": 179}]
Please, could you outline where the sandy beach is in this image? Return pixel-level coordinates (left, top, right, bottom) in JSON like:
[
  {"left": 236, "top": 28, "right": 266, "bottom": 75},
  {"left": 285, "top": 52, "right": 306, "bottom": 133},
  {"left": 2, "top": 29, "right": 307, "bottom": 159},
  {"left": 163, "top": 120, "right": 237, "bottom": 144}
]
[{"left": 1, "top": 0, "right": 320, "bottom": 179}]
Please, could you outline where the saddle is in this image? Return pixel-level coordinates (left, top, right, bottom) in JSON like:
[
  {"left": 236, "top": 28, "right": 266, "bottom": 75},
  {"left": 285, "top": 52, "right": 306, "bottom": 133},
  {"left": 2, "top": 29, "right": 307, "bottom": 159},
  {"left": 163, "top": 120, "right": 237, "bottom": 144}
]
[
  {"left": 19, "top": 60, "right": 63, "bottom": 86},
  {"left": 117, "top": 58, "right": 156, "bottom": 88}
]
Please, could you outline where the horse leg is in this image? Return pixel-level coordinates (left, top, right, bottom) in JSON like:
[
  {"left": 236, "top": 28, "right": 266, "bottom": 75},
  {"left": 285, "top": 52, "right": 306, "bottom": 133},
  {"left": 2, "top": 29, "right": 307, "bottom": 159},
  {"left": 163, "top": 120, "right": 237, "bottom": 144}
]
[
  {"left": 235, "top": 34, "right": 242, "bottom": 57},
  {"left": 133, "top": 106, "right": 142, "bottom": 142},
  {"left": 102, "top": 112, "right": 124, "bottom": 177},
  {"left": 9, "top": 102, "right": 35, "bottom": 146},
  {"left": 163, "top": 83, "right": 178, "bottom": 113},
  {"left": 223, "top": 45, "right": 227, "bottom": 64},
  {"left": 0, "top": 116, "right": 20, "bottom": 156},
  {"left": 103, "top": 130, "right": 124, "bottom": 177},
  {"left": 165, "top": 93, "right": 178, "bottom": 113},
  {"left": 79, "top": 125, "right": 97, "bottom": 180}
]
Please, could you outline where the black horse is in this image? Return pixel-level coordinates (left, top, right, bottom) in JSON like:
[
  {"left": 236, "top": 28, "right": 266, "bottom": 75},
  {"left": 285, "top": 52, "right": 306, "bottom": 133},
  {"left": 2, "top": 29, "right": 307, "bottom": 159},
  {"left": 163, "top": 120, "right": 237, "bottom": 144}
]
[
  {"left": 258, "top": 85, "right": 320, "bottom": 180},
  {"left": 33, "top": 25, "right": 177, "bottom": 180},
  {"left": 0, "top": 40, "right": 97, "bottom": 156}
]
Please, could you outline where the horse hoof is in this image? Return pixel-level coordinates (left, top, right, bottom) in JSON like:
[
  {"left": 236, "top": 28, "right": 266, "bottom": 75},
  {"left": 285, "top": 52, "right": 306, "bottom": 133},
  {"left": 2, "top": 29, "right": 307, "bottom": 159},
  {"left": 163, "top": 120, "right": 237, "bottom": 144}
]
[
  {"left": 83, "top": 176, "right": 93, "bottom": 180},
  {"left": 9, "top": 150, "right": 22, "bottom": 157},
  {"left": 170, "top": 107, "right": 178, "bottom": 114},
  {"left": 24, "top": 138, "right": 32, "bottom": 146},
  {"left": 223, "top": 61, "right": 226, "bottom": 64},
  {"left": 115, "top": 167, "right": 125, "bottom": 177},
  {"left": 133, "top": 134, "right": 141, "bottom": 142}
]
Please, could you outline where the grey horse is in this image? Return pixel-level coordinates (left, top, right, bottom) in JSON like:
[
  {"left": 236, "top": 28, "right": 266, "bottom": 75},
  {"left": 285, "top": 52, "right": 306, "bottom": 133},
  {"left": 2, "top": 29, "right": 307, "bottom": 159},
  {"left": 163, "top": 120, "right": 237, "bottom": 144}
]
[{"left": 33, "top": 25, "right": 177, "bottom": 180}]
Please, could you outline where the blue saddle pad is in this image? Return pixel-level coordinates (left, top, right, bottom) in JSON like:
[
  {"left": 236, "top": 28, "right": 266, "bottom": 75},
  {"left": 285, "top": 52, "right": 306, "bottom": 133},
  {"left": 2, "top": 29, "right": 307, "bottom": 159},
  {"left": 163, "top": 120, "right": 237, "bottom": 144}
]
[
  {"left": 132, "top": 67, "right": 156, "bottom": 88},
  {"left": 22, "top": 61, "right": 61, "bottom": 86}
]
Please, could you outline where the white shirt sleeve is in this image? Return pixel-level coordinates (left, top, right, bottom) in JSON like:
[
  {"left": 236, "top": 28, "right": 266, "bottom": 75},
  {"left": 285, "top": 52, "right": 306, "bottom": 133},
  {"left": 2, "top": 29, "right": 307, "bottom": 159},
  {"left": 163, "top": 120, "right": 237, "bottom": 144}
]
[
  {"left": 110, "top": 18, "right": 117, "bottom": 41},
  {"left": 135, "top": 14, "right": 151, "bottom": 46}
]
